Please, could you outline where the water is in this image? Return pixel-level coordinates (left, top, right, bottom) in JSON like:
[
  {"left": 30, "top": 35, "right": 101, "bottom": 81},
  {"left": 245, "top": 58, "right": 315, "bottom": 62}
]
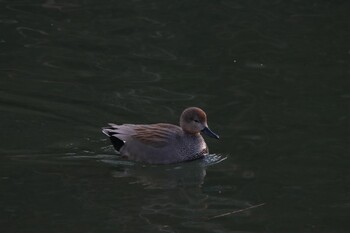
[{"left": 1, "top": 1, "right": 349, "bottom": 232}]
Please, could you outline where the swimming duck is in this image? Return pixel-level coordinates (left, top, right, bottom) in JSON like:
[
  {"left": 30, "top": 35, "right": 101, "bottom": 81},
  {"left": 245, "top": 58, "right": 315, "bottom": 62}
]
[{"left": 102, "top": 107, "right": 219, "bottom": 164}]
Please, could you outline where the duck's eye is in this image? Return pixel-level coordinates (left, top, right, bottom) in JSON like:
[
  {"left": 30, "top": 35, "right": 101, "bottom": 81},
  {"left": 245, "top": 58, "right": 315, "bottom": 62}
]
[{"left": 194, "top": 119, "right": 200, "bottom": 123}]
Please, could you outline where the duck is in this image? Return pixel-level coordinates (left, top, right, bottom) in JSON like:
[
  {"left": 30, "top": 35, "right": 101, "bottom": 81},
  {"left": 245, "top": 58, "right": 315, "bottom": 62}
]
[{"left": 102, "top": 107, "right": 219, "bottom": 164}]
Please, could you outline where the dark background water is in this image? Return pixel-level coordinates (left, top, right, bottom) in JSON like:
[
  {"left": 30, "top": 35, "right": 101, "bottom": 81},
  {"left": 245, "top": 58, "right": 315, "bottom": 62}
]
[{"left": 0, "top": 0, "right": 349, "bottom": 232}]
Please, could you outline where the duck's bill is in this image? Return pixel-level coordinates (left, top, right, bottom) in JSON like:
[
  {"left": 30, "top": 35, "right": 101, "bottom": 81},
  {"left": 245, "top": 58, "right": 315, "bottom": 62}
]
[{"left": 201, "top": 127, "right": 219, "bottom": 139}]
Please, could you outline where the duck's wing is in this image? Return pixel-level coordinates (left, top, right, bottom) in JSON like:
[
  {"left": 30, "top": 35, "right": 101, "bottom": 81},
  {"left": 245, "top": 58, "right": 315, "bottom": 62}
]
[
  {"left": 102, "top": 123, "right": 182, "bottom": 149},
  {"left": 132, "top": 123, "right": 182, "bottom": 147}
]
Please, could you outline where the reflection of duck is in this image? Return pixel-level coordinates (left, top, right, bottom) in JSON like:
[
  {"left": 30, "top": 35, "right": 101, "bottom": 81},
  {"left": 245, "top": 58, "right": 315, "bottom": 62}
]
[
  {"left": 112, "top": 160, "right": 207, "bottom": 189},
  {"left": 102, "top": 154, "right": 226, "bottom": 189},
  {"left": 102, "top": 107, "right": 219, "bottom": 164}
]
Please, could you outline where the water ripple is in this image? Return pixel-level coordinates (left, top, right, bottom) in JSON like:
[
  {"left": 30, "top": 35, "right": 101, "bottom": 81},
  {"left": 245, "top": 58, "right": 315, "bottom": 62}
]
[
  {"left": 16, "top": 27, "right": 49, "bottom": 38},
  {"left": 122, "top": 87, "right": 195, "bottom": 101},
  {"left": 132, "top": 45, "right": 177, "bottom": 61},
  {"left": 41, "top": 0, "right": 80, "bottom": 11},
  {"left": 0, "top": 19, "right": 18, "bottom": 24},
  {"left": 118, "top": 66, "right": 162, "bottom": 83},
  {"left": 202, "top": 154, "right": 227, "bottom": 166}
]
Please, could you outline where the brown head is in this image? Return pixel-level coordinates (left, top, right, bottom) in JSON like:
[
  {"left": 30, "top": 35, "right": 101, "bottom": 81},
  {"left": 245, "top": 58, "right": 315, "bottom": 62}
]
[{"left": 179, "top": 107, "right": 219, "bottom": 139}]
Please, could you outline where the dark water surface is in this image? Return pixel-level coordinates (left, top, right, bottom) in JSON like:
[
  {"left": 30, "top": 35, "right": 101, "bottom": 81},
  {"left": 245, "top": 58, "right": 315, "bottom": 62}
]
[{"left": 1, "top": 0, "right": 349, "bottom": 232}]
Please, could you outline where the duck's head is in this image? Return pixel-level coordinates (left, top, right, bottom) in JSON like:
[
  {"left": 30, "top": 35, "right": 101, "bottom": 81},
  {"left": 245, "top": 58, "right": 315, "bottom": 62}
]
[{"left": 180, "top": 107, "right": 219, "bottom": 139}]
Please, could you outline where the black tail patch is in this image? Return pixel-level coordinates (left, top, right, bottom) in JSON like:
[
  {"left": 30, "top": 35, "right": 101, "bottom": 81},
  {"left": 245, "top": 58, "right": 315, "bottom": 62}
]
[
  {"left": 109, "top": 136, "right": 124, "bottom": 151},
  {"left": 102, "top": 127, "right": 125, "bottom": 151}
]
